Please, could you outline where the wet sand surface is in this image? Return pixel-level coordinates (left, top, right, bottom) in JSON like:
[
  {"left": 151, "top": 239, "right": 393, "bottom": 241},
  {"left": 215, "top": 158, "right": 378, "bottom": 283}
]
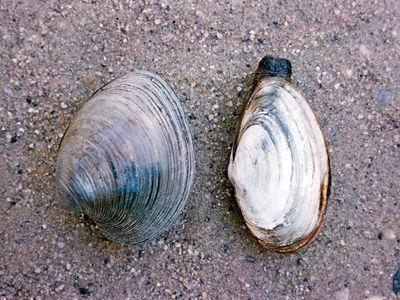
[{"left": 0, "top": 1, "right": 399, "bottom": 299}]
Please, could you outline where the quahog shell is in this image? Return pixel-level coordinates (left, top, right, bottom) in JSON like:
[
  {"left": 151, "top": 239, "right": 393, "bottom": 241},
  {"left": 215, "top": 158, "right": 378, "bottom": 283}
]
[
  {"left": 228, "top": 56, "right": 329, "bottom": 253},
  {"left": 56, "top": 71, "right": 195, "bottom": 244}
]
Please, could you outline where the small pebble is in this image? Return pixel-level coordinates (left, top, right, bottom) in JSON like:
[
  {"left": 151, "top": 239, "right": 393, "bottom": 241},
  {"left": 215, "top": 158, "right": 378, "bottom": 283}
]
[
  {"left": 376, "top": 88, "right": 392, "bottom": 107},
  {"left": 249, "top": 30, "right": 256, "bottom": 40},
  {"left": 382, "top": 229, "right": 396, "bottom": 241},
  {"left": 60, "top": 102, "right": 68, "bottom": 109},
  {"left": 40, "top": 28, "right": 48, "bottom": 36},
  {"left": 55, "top": 284, "right": 65, "bottom": 292},
  {"left": 344, "top": 68, "right": 353, "bottom": 79},
  {"left": 359, "top": 44, "right": 372, "bottom": 59},
  {"left": 361, "top": 229, "right": 372, "bottom": 239}
]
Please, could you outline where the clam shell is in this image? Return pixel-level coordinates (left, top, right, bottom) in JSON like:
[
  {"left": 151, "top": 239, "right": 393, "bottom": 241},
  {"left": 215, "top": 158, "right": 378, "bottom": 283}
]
[
  {"left": 228, "top": 59, "right": 329, "bottom": 253},
  {"left": 56, "top": 71, "right": 195, "bottom": 244}
]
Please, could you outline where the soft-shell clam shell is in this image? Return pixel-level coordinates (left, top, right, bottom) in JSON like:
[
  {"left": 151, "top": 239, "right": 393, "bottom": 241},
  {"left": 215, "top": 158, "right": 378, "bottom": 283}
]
[{"left": 228, "top": 56, "right": 329, "bottom": 253}]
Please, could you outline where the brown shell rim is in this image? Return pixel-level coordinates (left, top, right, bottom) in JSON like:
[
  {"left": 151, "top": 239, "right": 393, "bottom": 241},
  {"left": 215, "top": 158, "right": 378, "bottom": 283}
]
[{"left": 257, "top": 170, "right": 329, "bottom": 254}]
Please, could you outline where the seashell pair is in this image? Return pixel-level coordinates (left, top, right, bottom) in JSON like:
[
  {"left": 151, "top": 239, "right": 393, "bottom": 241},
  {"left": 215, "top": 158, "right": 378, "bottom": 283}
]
[{"left": 55, "top": 56, "right": 329, "bottom": 253}]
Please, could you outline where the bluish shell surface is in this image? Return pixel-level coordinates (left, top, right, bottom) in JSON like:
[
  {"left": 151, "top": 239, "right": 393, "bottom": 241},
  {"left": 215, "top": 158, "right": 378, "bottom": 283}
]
[{"left": 56, "top": 71, "right": 195, "bottom": 244}]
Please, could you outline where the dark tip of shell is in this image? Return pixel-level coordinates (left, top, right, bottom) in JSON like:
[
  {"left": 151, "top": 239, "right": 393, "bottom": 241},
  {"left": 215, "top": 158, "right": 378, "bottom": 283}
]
[
  {"left": 256, "top": 55, "right": 292, "bottom": 82},
  {"left": 233, "top": 55, "right": 293, "bottom": 160}
]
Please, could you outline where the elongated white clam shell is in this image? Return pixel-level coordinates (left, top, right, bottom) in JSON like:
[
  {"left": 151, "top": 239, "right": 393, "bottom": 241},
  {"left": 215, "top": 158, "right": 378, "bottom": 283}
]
[
  {"left": 56, "top": 71, "right": 195, "bottom": 244},
  {"left": 228, "top": 77, "right": 329, "bottom": 253}
]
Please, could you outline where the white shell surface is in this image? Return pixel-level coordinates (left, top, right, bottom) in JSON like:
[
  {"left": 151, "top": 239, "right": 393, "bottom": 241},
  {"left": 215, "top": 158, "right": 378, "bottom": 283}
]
[
  {"left": 228, "top": 78, "right": 329, "bottom": 251},
  {"left": 56, "top": 71, "right": 195, "bottom": 244}
]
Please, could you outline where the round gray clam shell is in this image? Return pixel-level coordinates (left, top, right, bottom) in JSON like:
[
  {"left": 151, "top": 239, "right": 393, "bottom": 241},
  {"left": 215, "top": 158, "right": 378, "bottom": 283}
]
[
  {"left": 228, "top": 78, "right": 329, "bottom": 252},
  {"left": 56, "top": 71, "right": 195, "bottom": 244}
]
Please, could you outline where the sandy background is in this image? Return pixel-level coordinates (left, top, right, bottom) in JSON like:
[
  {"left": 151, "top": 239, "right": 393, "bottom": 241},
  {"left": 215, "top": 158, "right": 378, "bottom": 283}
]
[{"left": 0, "top": 0, "right": 399, "bottom": 299}]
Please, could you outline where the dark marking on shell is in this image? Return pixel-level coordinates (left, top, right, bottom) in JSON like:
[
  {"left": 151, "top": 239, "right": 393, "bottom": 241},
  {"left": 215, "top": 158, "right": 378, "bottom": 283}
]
[
  {"left": 232, "top": 57, "right": 292, "bottom": 160},
  {"left": 256, "top": 55, "right": 292, "bottom": 81}
]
